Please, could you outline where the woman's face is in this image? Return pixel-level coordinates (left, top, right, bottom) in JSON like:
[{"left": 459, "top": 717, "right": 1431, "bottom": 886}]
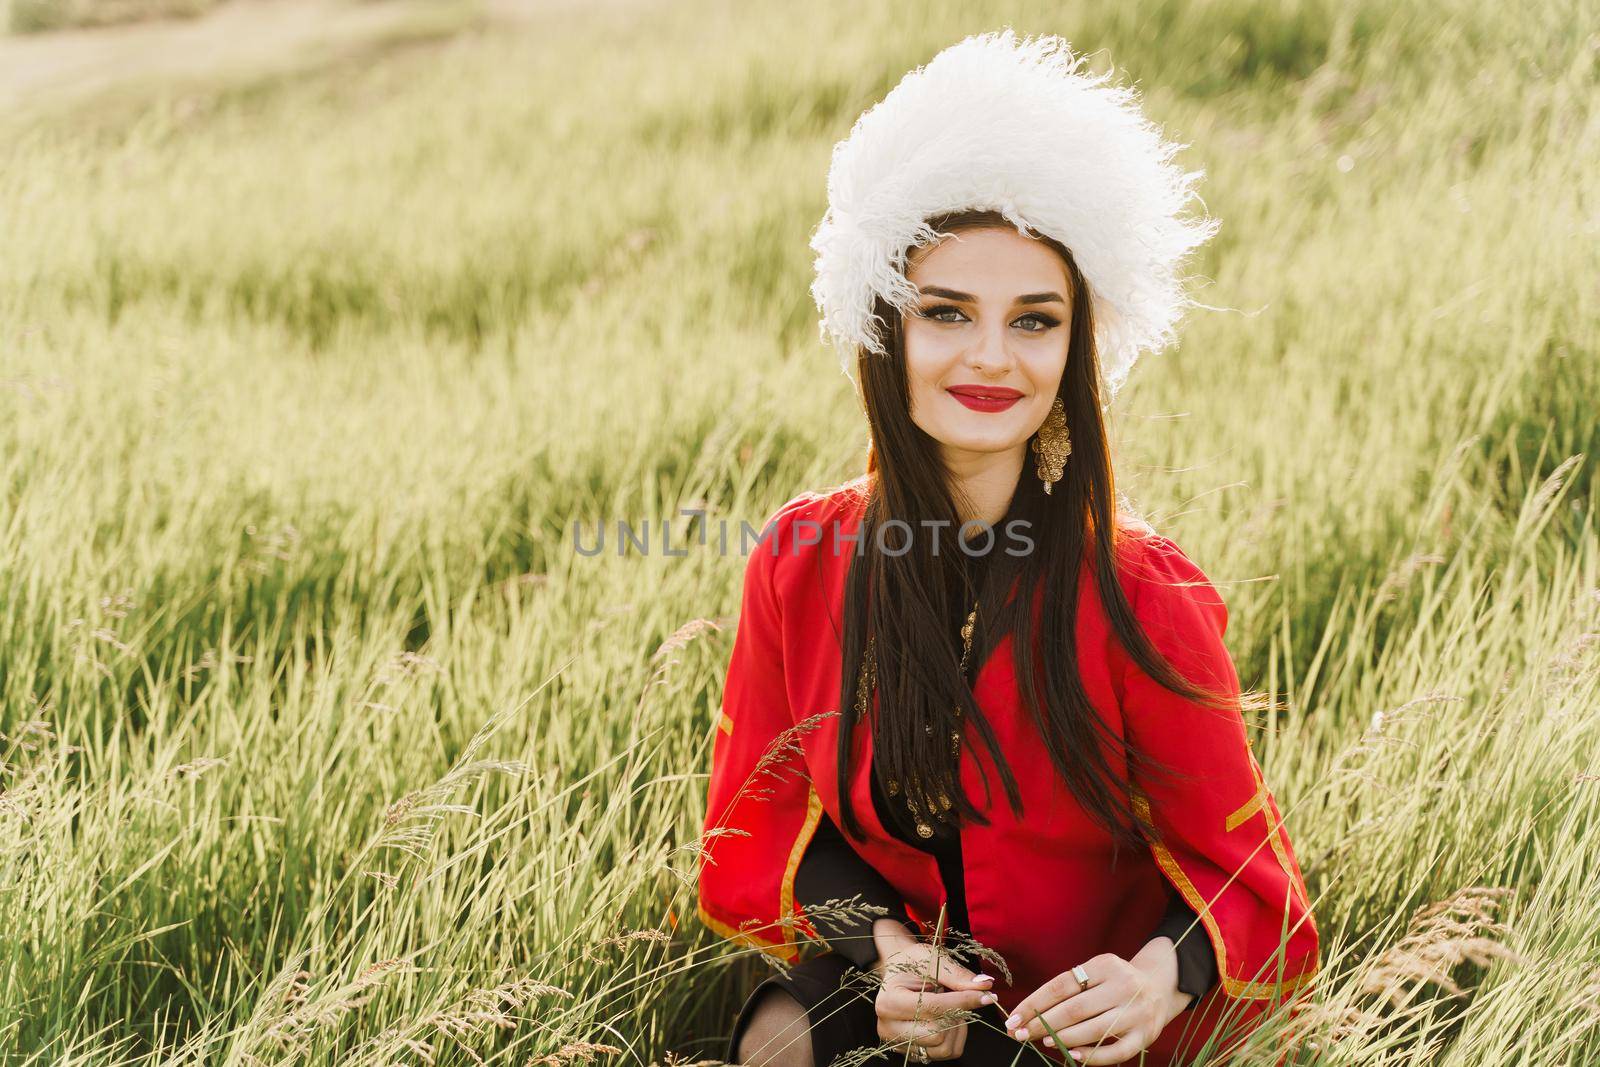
[{"left": 901, "top": 225, "right": 1073, "bottom": 466}]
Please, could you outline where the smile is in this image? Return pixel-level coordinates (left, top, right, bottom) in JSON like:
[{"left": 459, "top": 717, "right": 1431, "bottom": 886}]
[{"left": 946, "top": 385, "right": 1024, "bottom": 413}]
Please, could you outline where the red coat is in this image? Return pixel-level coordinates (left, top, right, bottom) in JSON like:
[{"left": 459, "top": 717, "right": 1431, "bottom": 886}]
[{"left": 697, "top": 476, "right": 1319, "bottom": 1065}]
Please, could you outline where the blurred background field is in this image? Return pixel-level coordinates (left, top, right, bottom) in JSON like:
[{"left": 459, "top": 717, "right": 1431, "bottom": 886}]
[{"left": 1, "top": 0, "right": 1597, "bottom": 1063}]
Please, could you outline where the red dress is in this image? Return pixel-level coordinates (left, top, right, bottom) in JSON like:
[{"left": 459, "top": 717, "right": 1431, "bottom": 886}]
[{"left": 697, "top": 476, "right": 1319, "bottom": 1065}]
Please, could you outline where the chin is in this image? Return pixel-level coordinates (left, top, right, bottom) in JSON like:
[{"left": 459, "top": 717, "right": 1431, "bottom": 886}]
[{"left": 938, "top": 433, "right": 1023, "bottom": 456}]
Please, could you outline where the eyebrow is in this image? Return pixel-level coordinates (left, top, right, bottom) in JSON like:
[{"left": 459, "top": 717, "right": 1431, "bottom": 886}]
[{"left": 917, "top": 285, "right": 1066, "bottom": 306}]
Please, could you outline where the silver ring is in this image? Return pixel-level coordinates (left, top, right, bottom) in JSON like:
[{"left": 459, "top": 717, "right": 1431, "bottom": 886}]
[
  {"left": 912, "top": 1046, "right": 929, "bottom": 1063},
  {"left": 1072, "top": 963, "right": 1092, "bottom": 988}
]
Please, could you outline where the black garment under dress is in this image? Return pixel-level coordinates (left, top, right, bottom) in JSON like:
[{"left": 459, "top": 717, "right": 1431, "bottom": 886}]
[{"left": 725, "top": 534, "right": 1217, "bottom": 1066}]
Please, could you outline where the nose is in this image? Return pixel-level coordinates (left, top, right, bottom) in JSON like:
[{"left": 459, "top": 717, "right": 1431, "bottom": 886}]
[{"left": 966, "top": 317, "right": 1016, "bottom": 377}]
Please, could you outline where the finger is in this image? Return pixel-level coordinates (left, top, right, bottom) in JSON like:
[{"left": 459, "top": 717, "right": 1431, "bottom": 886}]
[
  {"left": 881, "top": 947, "right": 996, "bottom": 992},
  {"left": 1010, "top": 980, "right": 1122, "bottom": 1043},
  {"left": 928, "top": 1018, "right": 972, "bottom": 1062},
  {"left": 1001, "top": 969, "right": 1091, "bottom": 1040},
  {"left": 877, "top": 1015, "right": 946, "bottom": 1049},
  {"left": 1038, "top": 997, "right": 1152, "bottom": 1061},
  {"left": 878, "top": 984, "right": 996, "bottom": 1021},
  {"left": 876, "top": 991, "right": 972, "bottom": 1043},
  {"left": 922, "top": 949, "right": 995, "bottom": 992},
  {"left": 948, "top": 1020, "right": 968, "bottom": 1060},
  {"left": 1056, "top": 1029, "right": 1148, "bottom": 1066},
  {"left": 929, "top": 1030, "right": 963, "bottom": 1061},
  {"left": 912, "top": 1028, "right": 954, "bottom": 1062}
]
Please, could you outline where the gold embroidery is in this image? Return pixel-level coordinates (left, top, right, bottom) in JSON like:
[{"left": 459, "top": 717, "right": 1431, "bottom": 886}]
[
  {"left": 873, "top": 603, "right": 980, "bottom": 837},
  {"left": 718, "top": 710, "right": 735, "bottom": 736}
]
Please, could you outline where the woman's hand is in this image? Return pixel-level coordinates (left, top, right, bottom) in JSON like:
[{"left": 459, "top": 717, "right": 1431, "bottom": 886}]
[
  {"left": 869, "top": 919, "right": 998, "bottom": 1061},
  {"left": 1002, "top": 939, "right": 1192, "bottom": 1064}
]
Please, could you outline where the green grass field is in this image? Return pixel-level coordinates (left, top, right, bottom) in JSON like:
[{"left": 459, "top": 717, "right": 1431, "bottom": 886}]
[{"left": 1, "top": 0, "right": 1597, "bottom": 1062}]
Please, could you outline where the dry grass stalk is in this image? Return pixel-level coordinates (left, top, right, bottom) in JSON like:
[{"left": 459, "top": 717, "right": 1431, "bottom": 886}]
[
  {"left": 405, "top": 976, "right": 571, "bottom": 1064},
  {"left": 183, "top": 648, "right": 255, "bottom": 681},
  {"left": 1375, "top": 552, "right": 1447, "bottom": 603},
  {"left": 1567, "top": 964, "right": 1600, "bottom": 1018},
  {"left": 665, "top": 826, "right": 750, "bottom": 887},
  {"left": 529, "top": 1041, "right": 624, "bottom": 1065},
  {"left": 377, "top": 706, "right": 528, "bottom": 863},
  {"left": 96, "top": 590, "right": 134, "bottom": 619},
  {"left": 170, "top": 757, "right": 228, "bottom": 781},
  {"left": 378, "top": 650, "right": 444, "bottom": 687},
  {"left": 0, "top": 766, "right": 49, "bottom": 830},
  {"left": 650, "top": 616, "right": 728, "bottom": 663},
  {"left": 740, "top": 709, "right": 836, "bottom": 799},
  {"left": 1362, "top": 691, "right": 1463, "bottom": 744},
  {"left": 798, "top": 896, "right": 895, "bottom": 948},
  {"left": 587, "top": 602, "right": 638, "bottom": 636},
  {"left": 1280, "top": 995, "right": 1387, "bottom": 1048},
  {"left": 824, "top": 1005, "right": 977, "bottom": 1067},
  {"left": 259, "top": 959, "right": 418, "bottom": 1053},
  {"left": 246, "top": 521, "right": 302, "bottom": 563},
  {"left": 1321, "top": 691, "right": 1463, "bottom": 794},
  {"left": 585, "top": 928, "right": 671, "bottom": 960},
  {"left": 1525, "top": 455, "right": 1584, "bottom": 520},
  {"left": 641, "top": 616, "right": 734, "bottom": 699},
  {"left": 63, "top": 614, "right": 132, "bottom": 679},
  {"left": 1541, "top": 630, "right": 1600, "bottom": 694},
  {"left": 0, "top": 721, "right": 67, "bottom": 830},
  {"left": 695, "top": 709, "right": 837, "bottom": 894},
  {"left": 1358, "top": 885, "right": 1523, "bottom": 1009},
  {"left": 1, "top": 719, "right": 55, "bottom": 753},
  {"left": 1284, "top": 886, "right": 1526, "bottom": 1050}
]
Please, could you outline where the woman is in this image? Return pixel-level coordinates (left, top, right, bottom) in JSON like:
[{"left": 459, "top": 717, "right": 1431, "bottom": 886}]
[{"left": 697, "top": 31, "right": 1319, "bottom": 1067}]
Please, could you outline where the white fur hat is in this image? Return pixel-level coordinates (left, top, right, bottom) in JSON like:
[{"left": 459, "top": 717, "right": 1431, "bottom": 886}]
[{"left": 809, "top": 29, "right": 1219, "bottom": 399}]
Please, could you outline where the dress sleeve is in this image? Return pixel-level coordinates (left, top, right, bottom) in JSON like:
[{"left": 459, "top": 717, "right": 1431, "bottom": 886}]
[
  {"left": 1149, "top": 888, "right": 1219, "bottom": 1007},
  {"left": 1114, "top": 532, "right": 1320, "bottom": 1004},
  {"left": 696, "top": 500, "right": 828, "bottom": 962},
  {"left": 793, "top": 812, "right": 915, "bottom": 969}
]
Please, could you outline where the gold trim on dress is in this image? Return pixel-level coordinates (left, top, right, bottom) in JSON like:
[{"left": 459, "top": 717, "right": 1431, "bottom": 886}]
[
  {"left": 1241, "top": 751, "right": 1311, "bottom": 913},
  {"left": 718, "top": 710, "right": 736, "bottom": 736},
  {"left": 782, "top": 787, "right": 827, "bottom": 924},
  {"left": 1132, "top": 787, "right": 1318, "bottom": 1000},
  {"left": 698, "top": 784, "right": 826, "bottom": 964},
  {"left": 1224, "top": 786, "right": 1267, "bottom": 832},
  {"left": 695, "top": 901, "right": 798, "bottom": 961}
]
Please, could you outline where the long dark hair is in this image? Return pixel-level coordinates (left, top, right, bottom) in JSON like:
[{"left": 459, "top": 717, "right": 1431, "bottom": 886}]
[{"left": 833, "top": 209, "right": 1233, "bottom": 859}]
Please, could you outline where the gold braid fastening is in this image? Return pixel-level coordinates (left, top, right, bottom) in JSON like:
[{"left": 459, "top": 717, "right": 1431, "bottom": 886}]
[{"left": 854, "top": 601, "right": 980, "bottom": 838}]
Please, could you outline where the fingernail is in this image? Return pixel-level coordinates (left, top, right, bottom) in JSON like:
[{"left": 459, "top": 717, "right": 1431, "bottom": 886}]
[
  {"left": 1005, "top": 1013, "right": 1020, "bottom": 1029},
  {"left": 974, "top": 972, "right": 994, "bottom": 983},
  {"left": 1042, "top": 1037, "right": 1054, "bottom": 1048},
  {"left": 1070, "top": 1053, "right": 1084, "bottom": 1062},
  {"left": 981, "top": 993, "right": 996, "bottom": 1005},
  {"left": 1013, "top": 1028, "right": 1029, "bottom": 1041}
]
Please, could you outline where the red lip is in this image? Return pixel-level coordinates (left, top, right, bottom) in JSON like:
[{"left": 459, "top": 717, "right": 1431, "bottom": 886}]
[{"left": 947, "top": 385, "right": 1024, "bottom": 412}]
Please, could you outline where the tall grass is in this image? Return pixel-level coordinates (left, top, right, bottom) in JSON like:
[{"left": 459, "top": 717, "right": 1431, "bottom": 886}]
[
  {"left": 0, "top": 0, "right": 1596, "bottom": 1062},
  {"left": 7, "top": 0, "right": 215, "bottom": 35}
]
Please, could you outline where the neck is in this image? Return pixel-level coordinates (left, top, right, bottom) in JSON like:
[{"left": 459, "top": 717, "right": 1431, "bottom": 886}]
[{"left": 941, "top": 442, "right": 1025, "bottom": 535}]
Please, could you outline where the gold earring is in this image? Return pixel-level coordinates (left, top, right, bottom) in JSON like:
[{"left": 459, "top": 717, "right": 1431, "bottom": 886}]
[{"left": 1031, "top": 396, "right": 1072, "bottom": 494}]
